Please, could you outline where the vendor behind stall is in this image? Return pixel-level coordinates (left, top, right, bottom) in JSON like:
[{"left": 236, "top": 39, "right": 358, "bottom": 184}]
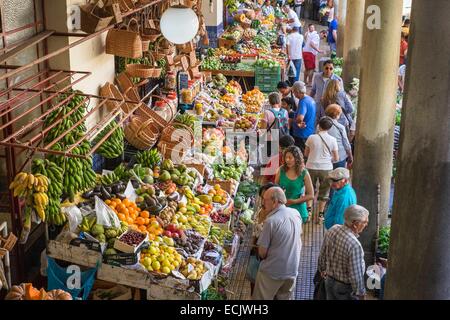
[{"left": 282, "top": 4, "right": 302, "bottom": 33}]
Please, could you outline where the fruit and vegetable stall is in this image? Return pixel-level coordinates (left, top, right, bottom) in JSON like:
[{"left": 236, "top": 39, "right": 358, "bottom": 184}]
[
  {"left": 4, "top": 71, "right": 266, "bottom": 300},
  {"left": 200, "top": 10, "right": 288, "bottom": 92}
]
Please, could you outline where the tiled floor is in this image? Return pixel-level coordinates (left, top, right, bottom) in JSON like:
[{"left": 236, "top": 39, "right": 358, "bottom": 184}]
[{"left": 227, "top": 221, "right": 325, "bottom": 300}]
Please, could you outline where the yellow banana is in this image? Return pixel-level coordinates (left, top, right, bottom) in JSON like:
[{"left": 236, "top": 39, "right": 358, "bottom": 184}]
[
  {"left": 9, "top": 180, "right": 17, "bottom": 190},
  {"left": 16, "top": 172, "right": 28, "bottom": 184},
  {"left": 13, "top": 185, "right": 24, "bottom": 197},
  {"left": 27, "top": 174, "right": 35, "bottom": 189}
]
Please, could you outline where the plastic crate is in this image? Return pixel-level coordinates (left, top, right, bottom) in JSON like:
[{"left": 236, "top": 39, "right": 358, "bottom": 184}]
[{"left": 255, "top": 65, "right": 281, "bottom": 76}]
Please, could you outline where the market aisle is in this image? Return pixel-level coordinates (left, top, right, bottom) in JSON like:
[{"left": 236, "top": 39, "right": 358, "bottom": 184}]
[{"left": 227, "top": 221, "right": 324, "bottom": 300}]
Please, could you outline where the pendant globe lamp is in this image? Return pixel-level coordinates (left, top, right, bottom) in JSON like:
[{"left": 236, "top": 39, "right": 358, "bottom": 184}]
[{"left": 160, "top": 5, "right": 200, "bottom": 44}]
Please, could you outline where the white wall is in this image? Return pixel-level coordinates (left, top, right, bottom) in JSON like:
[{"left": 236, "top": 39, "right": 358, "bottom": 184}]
[
  {"left": 45, "top": 0, "right": 116, "bottom": 128},
  {"left": 202, "top": 0, "right": 223, "bottom": 27}
]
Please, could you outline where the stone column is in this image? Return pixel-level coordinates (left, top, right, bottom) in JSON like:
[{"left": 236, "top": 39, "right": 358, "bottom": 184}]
[
  {"left": 336, "top": 0, "right": 347, "bottom": 57},
  {"left": 342, "top": 0, "right": 365, "bottom": 88},
  {"left": 385, "top": 0, "right": 450, "bottom": 300},
  {"left": 352, "top": 0, "right": 403, "bottom": 264}
]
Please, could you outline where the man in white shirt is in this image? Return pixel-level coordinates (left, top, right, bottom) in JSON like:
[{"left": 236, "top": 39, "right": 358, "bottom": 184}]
[
  {"left": 303, "top": 24, "right": 323, "bottom": 86},
  {"left": 252, "top": 187, "right": 302, "bottom": 300},
  {"left": 286, "top": 26, "right": 304, "bottom": 84},
  {"left": 282, "top": 4, "right": 302, "bottom": 32}
]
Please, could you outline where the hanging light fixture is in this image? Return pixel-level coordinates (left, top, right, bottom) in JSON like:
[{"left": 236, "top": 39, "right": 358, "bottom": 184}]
[{"left": 160, "top": 5, "right": 200, "bottom": 44}]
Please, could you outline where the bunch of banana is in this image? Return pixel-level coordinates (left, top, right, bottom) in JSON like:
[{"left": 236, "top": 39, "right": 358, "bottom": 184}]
[
  {"left": 44, "top": 94, "right": 88, "bottom": 145},
  {"left": 9, "top": 172, "right": 49, "bottom": 198},
  {"left": 181, "top": 186, "right": 196, "bottom": 200},
  {"left": 64, "top": 155, "right": 96, "bottom": 201},
  {"left": 135, "top": 148, "right": 162, "bottom": 169},
  {"left": 79, "top": 215, "right": 97, "bottom": 233},
  {"left": 113, "top": 163, "right": 128, "bottom": 180},
  {"left": 9, "top": 172, "right": 50, "bottom": 222},
  {"left": 33, "top": 192, "right": 49, "bottom": 221},
  {"left": 101, "top": 171, "right": 120, "bottom": 185},
  {"left": 32, "top": 159, "right": 67, "bottom": 226},
  {"left": 93, "top": 120, "right": 124, "bottom": 159},
  {"left": 174, "top": 113, "right": 197, "bottom": 131}
]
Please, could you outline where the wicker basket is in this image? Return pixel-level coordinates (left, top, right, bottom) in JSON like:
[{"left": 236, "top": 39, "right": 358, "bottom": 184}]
[
  {"left": 135, "top": 95, "right": 175, "bottom": 126},
  {"left": 105, "top": 18, "right": 143, "bottom": 59},
  {"left": 116, "top": 72, "right": 140, "bottom": 102},
  {"left": 80, "top": 1, "right": 114, "bottom": 33},
  {"left": 125, "top": 63, "right": 155, "bottom": 78},
  {"left": 124, "top": 115, "right": 160, "bottom": 150},
  {"left": 159, "top": 123, "right": 194, "bottom": 149},
  {"left": 125, "top": 53, "right": 162, "bottom": 79},
  {"left": 100, "top": 82, "right": 135, "bottom": 114}
]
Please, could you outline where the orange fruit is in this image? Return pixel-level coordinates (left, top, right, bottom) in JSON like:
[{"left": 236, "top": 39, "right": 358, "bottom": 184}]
[
  {"left": 144, "top": 218, "right": 150, "bottom": 225},
  {"left": 123, "top": 199, "right": 130, "bottom": 206},
  {"left": 127, "top": 217, "right": 134, "bottom": 225},
  {"left": 116, "top": 203, "right": 125, "bottom": 211},
  {"left": 109, "top": 202, "right": 116, "bottom": 209},
  {"left": 148, "top": 233, "right": 156, "bottom": 241},
  {"left": 120, "top": 207, "right": 129, "bottom": 216},
  {"left": 118, "top": 213, "right": 126, "bottom": 221},
  {"left": 129, "top": 224, "right": 138, "bottom": 230},
  {"left": 113, "top": 198, "right": 121, "bottom": 204},
  {"left": 138, "top": 225, "right": 147, "bottom": 232},
  {"left": 136, "top": 217, "right": 145, "bottom": 225},
  {"left": 105, "top": 199, "right": 111, "bottom": 205},
  {"left": 141, "top": 211, "right": 150, "bottom": 219},
  {"left": 136, "top": 207, "right": 141, "bottom": 212}
]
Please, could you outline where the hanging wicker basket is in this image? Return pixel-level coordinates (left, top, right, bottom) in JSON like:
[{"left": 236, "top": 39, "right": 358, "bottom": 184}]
[
  {"left": 105, "top": 18, "right": 143, "bottom": 59},
  {"left": 99, "top": 82, "right": 135, "bottom": 114}
]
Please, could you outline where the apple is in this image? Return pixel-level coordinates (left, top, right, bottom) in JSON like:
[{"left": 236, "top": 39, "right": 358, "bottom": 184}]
[
  {"left": 164, "top": 230, "right": 172, "bottom": 238},
  {"left": 172, "top": 232, "right": 180, "bottom": 239}
]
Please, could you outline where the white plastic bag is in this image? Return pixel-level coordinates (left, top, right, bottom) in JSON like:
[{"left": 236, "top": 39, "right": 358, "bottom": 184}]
[
  {"left": 94, "top": 196, "right": 121, "bottom": 228},
  {"left": 287, "top": 60, "right": 297, "bottom": 78},
  {"left": 124, "top": 180, "right": 138, "bottom": 202},
  {"left": 62, "top": 205, "right": 82, "bottom": 233}
]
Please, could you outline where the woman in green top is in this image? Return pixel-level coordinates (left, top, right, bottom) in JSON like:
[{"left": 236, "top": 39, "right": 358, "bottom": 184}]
[{"left": 275, "top": 146, "right": 314, "bottom": 223}]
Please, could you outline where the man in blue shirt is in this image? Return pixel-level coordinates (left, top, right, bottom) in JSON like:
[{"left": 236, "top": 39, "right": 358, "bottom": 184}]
[
  {"left": 324, "top": 168, "right": 357, "bottom": 229},
  {"left": 291, "top": 81, "right": 316, "bottom": 154},
  {"left": 327, "top": 16, "right": 338, "bottom": 54}
]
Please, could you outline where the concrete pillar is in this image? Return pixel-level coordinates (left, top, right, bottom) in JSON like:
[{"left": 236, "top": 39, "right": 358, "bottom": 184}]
[
  {"left": 385, "top": 0, "right": 450, "bottom": 300},
  {"left": 336, "top": 0, "right": 347, "bottom": 57},
  {"left": 342, "top": 0, "right": 365, "bottom": 88},
  {"left": 352, "top": 0, "right": 403, "bottom": 264},
  {"left": 201, "top": 0, "right": 223, "bottom": 48}
]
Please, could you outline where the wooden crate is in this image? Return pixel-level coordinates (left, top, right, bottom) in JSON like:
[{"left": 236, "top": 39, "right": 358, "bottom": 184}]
[{"left": 218, "top": 37, "right": 236, "bottom": 49}]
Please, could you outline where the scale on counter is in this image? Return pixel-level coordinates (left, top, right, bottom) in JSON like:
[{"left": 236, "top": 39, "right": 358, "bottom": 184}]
[{"left": 177, "top": 70, "right": 190, "bottom": 113}]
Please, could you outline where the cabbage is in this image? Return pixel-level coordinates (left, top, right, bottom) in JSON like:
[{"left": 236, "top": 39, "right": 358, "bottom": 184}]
[{"left": 240, "top": 209, "right": 254, "bottom": 225}]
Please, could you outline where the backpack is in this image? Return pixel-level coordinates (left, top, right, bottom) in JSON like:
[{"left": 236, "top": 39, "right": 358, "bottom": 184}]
[{"left": 267, "top": 108, "right": 289, "bottom": 137}]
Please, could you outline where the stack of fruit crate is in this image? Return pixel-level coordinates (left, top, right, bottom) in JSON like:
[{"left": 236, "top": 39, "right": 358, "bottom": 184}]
[{"left": 255, "top": 65, "right": 282, "bottom": 93}]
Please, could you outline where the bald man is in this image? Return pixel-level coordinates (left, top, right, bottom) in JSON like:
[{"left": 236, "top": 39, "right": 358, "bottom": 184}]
[{"left": 252, "top": 187, "right": 303, "bottom": 300}]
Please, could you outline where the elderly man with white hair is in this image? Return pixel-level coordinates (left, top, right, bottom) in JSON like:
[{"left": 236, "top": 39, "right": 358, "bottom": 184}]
[
  {"left": 252, "top": 186, "right": 303, "bottom": 300},
  {"left": 317, "top": 205, "right": 369, "bottom": 300},
  {"left": 292, "top": 81, "right": 317, "bottom": 154}
]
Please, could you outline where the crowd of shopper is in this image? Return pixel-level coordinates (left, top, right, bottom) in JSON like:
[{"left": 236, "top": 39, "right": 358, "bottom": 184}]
[{"left": 247, "top": 1, "right": 410, "bottom": 302}]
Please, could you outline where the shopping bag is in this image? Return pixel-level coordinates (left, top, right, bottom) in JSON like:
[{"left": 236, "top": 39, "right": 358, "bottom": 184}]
[
  {"left": 245, "top": 254, "right": 261, "bottom": 283},
  {"left": 287, "top": 60, "right": 297, "bottom": 78}
]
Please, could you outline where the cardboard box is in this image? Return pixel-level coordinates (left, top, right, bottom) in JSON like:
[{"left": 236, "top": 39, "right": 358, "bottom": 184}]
[{"left": 114, "top": 229, "right": 148, "bottom": 254}]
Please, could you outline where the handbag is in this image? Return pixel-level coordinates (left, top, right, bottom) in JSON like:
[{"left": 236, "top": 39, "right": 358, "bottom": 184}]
[
  {"left": 245, "top": 254, "right": 261, "bottom": 283},
  {"left": 318, "top": 132, "right": 332, "bottom": 155},
  {"left": 313, "top": 271, "right": 327, "bottom": 300}
]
